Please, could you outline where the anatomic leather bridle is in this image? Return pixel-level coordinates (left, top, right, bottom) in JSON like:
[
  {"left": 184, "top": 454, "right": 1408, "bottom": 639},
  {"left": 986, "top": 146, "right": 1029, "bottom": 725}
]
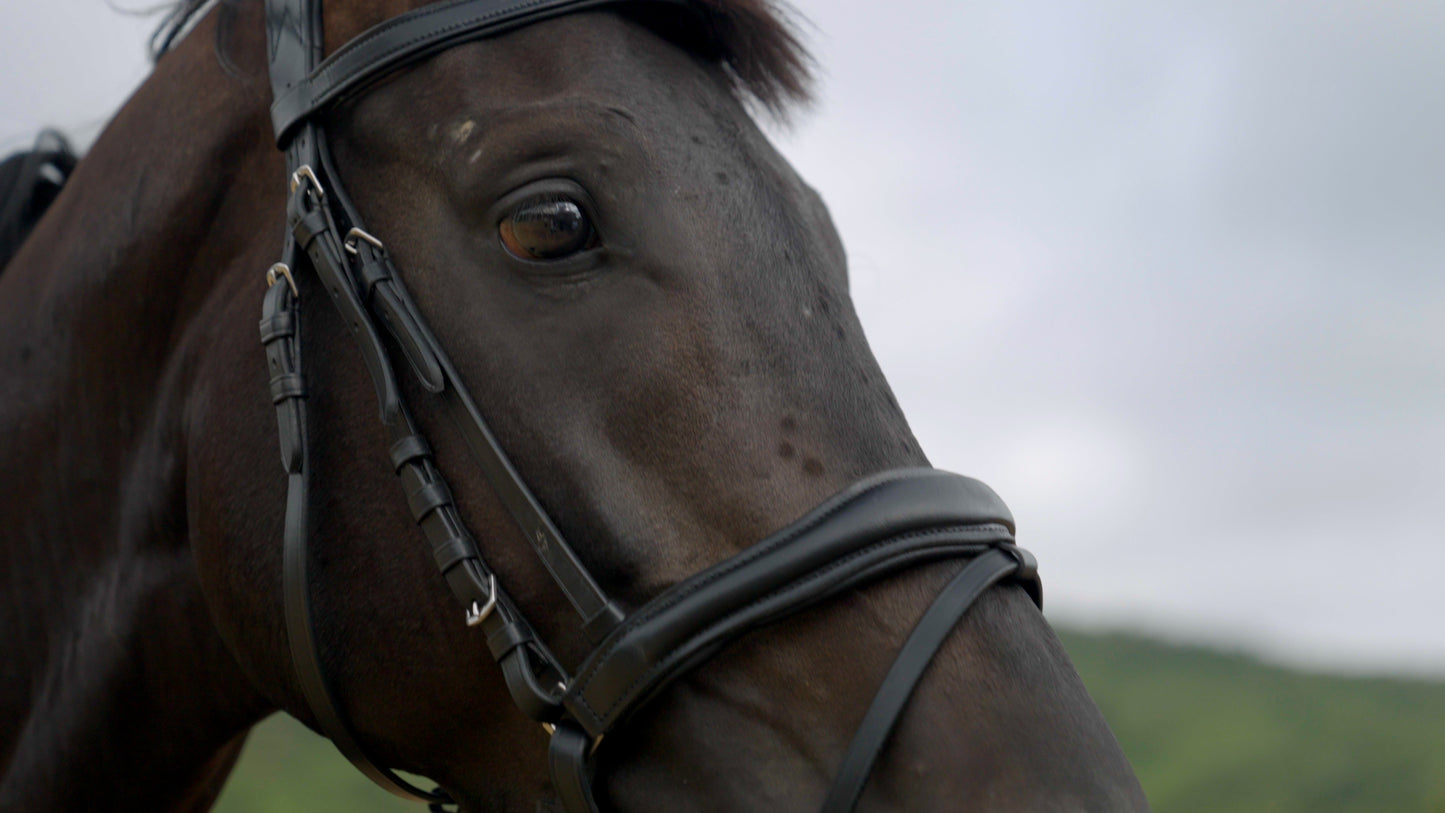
[{"left": 258, "top": 0, "right": 1043, "bottom": 809}]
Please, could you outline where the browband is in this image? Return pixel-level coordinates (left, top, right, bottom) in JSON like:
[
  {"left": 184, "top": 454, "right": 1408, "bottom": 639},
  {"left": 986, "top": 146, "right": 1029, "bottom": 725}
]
[{"left": 269, "top": 0, "right": 694, "bottom": 142}]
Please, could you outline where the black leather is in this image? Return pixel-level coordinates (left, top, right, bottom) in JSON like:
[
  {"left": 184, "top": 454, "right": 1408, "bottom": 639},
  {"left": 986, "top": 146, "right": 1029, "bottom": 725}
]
[
  {"left": 261, "top": 245, "right": 450, "bottom": 803},
  {"left": 542, "top": 471, "right": 1039, "bottom": 811},
  {"left": 564, "top": 469, "right": 1020, "bottom": 738},
  {"left": 270, "top": 0, "right": 694, "bottom": 142},
  {"left": 349, "top": 237, "right": 446, "bottom": 392},
  {"left": 308, "top": 114, "right": 622, "bottom": 639},
  {"left": 548, "top": 722, "right": 600, "bottom": 813},
  {"left": 821, "top": 546, "right": 1039, "bottom": 813},
  {"left": 288, "top": 138, "right": 403, "bottom": 424},
  {"left": 264, "top": 0, "right": 621, "bottom": 799},
  {"left": 266, "top": 7, "right": 454, "bottom": 794},
  {"left": 267, "top": 0, "right": 683, "bottom": 635},
  {"left": 266, "top": 0, "right": 321, "bottom": 120},
  {"left": 0, "top": 130, "right": 77, "bottom": 271}
]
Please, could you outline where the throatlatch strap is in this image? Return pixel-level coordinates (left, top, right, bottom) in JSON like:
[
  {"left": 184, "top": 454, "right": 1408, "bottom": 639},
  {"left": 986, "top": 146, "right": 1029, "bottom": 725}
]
[
  {"left": 261, "top": 248, "right": 450, "bottom": 804},
  {"left": 267, "top": 0, "right": 453, "bottom": 802}
]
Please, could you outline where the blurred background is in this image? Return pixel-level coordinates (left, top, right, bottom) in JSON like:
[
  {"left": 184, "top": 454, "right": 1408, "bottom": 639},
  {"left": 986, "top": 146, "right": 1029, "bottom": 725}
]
[{"left": 3, "top": 0, "right": 1441, "bottom": 809}]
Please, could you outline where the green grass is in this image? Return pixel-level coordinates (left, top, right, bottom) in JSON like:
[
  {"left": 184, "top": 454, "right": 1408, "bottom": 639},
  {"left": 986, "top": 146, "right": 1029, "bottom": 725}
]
[
  {"left": 1059, "top": 630, "right": 1445, "bottom": 813},
  {"left": 213, "top": 714, "right": 413, "bottom": 813},
  {"left": 214, "top": 630, "right": 1445, "bottom": 811}
]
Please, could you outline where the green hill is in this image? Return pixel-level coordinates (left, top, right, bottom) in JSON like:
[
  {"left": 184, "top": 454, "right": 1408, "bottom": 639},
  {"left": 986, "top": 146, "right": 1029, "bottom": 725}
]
[
  {"left": 215, "top": 630, "right": 1445, "bottom": 812},
  {"left": 1060, "top": 630, "right": 1445, "bottom": 812}
]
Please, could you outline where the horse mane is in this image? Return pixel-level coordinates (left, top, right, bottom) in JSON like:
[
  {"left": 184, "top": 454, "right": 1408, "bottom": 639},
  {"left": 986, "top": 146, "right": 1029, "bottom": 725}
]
[{"left": 149, "top": 0, "right": 813, "bottom": 113}]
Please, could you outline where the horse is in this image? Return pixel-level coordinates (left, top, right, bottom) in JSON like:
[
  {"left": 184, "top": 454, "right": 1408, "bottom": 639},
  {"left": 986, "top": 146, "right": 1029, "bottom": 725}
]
[{"left": 0, "top": 0, "right": 1150, "bottom": 809}]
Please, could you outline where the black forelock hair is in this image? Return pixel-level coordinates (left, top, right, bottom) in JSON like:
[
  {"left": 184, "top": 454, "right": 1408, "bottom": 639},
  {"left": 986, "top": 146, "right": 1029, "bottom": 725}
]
[{"left": 149, "top": 0, "right": 813, "bottom": 113}]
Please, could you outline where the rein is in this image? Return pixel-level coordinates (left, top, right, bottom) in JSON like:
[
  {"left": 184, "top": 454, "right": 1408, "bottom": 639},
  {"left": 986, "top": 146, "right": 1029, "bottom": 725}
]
[{"left": 258, "top": 0, "right": 1042, "bottom": 809}]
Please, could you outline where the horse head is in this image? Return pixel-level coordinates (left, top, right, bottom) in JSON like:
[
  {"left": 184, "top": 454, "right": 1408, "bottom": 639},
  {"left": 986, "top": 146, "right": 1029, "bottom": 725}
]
[{"left": 0, "top": 1, "right": 1147, "bottom": 809}]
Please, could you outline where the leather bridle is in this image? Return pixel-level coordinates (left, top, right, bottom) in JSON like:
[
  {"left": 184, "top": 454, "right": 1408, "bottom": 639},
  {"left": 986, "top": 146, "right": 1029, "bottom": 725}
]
[{"left": 257, "top": 0, "right": 1043, "bottom": 809}]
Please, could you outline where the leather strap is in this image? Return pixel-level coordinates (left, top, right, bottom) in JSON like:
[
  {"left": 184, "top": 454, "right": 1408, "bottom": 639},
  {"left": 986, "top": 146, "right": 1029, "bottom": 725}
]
[
  {"left": 820, "top": 546, "right": 1039, "bottom": 813},
  {"left": 306, "top": 116, "right": 622, "bottom": 640},
  {"left": 266, "top": 0, "right": 608, "bottom": 796},
  {"left": 548, "top": 722, "right": 600, "bottom": 813},
  {"left": 270, "top": 0, "right": 694, "bottom": 142},
  {"left": 563, "top": 470, "right": 1021, "bottom": 737},
  {"left": 261, "top": 247, "right": 450, "bottom": 804},
  {"left": 435, "top": 365, "right": 625, "bottom": 639},
  {"left": 266, "top": 0, "right": 322, "bottom": 109},
  {"left": 287, "top": 138, "right": 402, "bottom": 424},
  {"left": 544, "top": 471, "right": 1041, "bottom": 811}
]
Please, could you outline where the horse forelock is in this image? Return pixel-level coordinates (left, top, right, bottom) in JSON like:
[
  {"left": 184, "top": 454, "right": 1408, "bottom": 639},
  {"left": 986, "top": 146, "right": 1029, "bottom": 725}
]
[{"left": 149, "top": 0, "right": 813, "bottom": 113}]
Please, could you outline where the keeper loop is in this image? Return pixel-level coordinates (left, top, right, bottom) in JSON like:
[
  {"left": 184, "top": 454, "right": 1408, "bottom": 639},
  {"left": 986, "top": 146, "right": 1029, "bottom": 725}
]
[
  {"left": 389, "top": 434, "right": 434, "bottom": 472},
  {"left": 407, "top": 480, "right": 454, "bottom": 521},
  {"left": 269, "top": 373, "right": 307, "bottom": 403}
]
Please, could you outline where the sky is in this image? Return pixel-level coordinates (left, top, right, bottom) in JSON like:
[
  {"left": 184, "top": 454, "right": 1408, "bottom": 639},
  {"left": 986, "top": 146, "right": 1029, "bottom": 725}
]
[{"left": 2, "top": 0, "right": 1441, "bottom": 676}]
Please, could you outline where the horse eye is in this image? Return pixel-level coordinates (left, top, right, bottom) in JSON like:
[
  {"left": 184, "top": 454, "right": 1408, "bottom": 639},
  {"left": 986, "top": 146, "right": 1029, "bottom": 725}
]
[{"left": 498, "top": 196, "right": 596, "bottom": 261}]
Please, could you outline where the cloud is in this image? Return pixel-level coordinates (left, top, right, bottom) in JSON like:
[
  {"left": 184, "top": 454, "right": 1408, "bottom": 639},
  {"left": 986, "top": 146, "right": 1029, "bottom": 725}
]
[{"left": 774, "top": 0, "right": 1445, "bottom": 673}]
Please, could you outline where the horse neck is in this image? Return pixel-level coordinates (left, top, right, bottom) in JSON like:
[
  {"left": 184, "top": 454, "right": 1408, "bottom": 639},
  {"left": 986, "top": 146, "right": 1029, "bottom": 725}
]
[{"left": 0, "top": 7, "right": 278, "bottom": 808}]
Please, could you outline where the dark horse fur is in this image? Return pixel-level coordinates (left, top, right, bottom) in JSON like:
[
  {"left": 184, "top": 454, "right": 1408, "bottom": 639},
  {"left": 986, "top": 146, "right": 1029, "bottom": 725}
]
[{"left": 0, "top": 1, "right": 1148, "bottom": 809}]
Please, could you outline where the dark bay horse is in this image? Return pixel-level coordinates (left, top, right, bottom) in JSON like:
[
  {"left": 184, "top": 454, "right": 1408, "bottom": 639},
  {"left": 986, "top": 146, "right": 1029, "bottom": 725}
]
[{"left": 0, "top": 0, "right": 1148, "bottom": 809}]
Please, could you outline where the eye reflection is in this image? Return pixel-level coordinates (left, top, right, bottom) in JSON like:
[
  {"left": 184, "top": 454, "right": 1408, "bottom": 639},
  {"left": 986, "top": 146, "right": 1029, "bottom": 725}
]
[{"left": 498, "top": 196, "right": 596, "bottom": 261}]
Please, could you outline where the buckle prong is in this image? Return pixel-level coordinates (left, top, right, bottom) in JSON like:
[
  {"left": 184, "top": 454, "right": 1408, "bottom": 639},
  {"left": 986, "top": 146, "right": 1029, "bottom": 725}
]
[
  {"left": 344, "top": 227, "right": 385, "bottom": 255},
  {"left": 265, "top": 263, "right": 298, "bottom": 296},
  {"left": 289, "top": 165, "right": 326, "bottom": 200},
  {"left": 464, "top": 573, "right": 498, "bottom": 627}
]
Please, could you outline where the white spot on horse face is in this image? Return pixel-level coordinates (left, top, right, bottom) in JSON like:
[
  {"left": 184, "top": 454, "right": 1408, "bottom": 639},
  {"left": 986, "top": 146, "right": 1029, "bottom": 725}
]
[
  {"left": 452, "top": 120, "right": 476, "bottom": 144},
  {"left": 469, "top": 149, "right": 483, "bottom": 165}
]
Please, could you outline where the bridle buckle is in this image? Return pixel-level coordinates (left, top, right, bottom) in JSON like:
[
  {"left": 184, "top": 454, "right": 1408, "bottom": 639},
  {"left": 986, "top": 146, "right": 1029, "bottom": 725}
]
[
  {"left": 344, "top": 227, "right": 384, "bottom": 255},
  {"left": 265, "top": 263, "right": 298, "bottom": 296},
  {"left": 464, "top": 573, "right": 498, "bottom": 627},
  {"left": 289, "top": 164, "right": 326, "bottom": 200}
]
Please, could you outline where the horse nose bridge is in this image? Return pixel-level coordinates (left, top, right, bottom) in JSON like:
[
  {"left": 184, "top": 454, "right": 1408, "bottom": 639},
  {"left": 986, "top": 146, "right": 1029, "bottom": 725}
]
[
  {"left": 715, "top": 299, "right": 926, "bottom": 488},
  {"left": 765, "top": 350, "right": 928, "bottom": 490}
]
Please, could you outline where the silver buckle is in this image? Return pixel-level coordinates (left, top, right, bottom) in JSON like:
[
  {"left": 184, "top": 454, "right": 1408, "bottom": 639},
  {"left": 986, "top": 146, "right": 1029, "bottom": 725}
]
[
  {"left": 464, "top": 573, "right": 498, "bottom": 627},
  {"left": 343, "top": 227, "right": 384, "bottom": 255},
  {"left": 265, "top": 263, "right": 298, "bottom": 296},
  {"left": 289, "top": 164, "right": 326, "bottom": 200}
]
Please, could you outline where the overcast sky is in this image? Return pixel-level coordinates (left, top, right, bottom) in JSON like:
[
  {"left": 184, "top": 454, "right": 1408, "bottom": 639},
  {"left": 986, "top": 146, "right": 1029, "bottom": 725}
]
[{"left": 3, "top": 0, "right": 1441, "bottom": 676}]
